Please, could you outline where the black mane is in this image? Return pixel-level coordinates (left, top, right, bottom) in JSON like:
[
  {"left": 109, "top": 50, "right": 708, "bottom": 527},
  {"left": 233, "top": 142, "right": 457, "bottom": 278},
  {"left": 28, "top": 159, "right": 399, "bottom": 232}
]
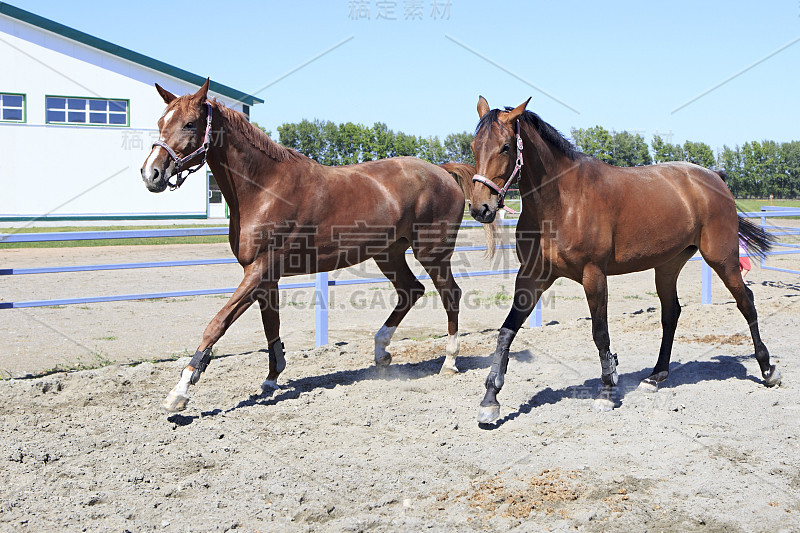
[{"left": 476, "top": 108, "right": 584, "bottom": 161}]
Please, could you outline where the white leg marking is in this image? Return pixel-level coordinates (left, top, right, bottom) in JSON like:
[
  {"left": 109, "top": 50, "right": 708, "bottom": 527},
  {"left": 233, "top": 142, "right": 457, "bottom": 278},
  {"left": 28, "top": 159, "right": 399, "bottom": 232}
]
[
  {"left": 441, "top": 332, "right": 460, "bottom": 374},
  {"left": 374, "top": 325, "right": 396, "bottom": 366},
  {"left": 162, "top": 368, "right": 192, "bottom": 412}
]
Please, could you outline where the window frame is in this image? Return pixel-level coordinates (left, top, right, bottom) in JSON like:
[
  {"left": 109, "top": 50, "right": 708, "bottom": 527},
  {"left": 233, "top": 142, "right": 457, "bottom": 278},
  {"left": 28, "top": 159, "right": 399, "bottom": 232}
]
[
  {"left": 0, "top": 92, "right": 27, "bottom": 123},
  {"left": 44, "top": 94, "right": 130, "bottom": 127}
]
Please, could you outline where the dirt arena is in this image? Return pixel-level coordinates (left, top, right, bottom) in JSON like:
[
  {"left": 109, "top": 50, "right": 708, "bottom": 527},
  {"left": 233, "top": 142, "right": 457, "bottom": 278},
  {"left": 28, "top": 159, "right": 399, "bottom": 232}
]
[{"left": 1, "top": 226, "right": 799, "bottom": 532}]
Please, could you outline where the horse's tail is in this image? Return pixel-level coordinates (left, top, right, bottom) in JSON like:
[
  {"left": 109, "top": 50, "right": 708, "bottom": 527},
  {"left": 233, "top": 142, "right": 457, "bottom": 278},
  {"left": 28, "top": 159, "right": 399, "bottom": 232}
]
[
  {"left": 439, "top": 162, "right": 500, "bottom": 259},
  {"left": 738, "top": 216, "right": 773, "bottom": 263},
  {"left": 715, "top": 169, "right": 728, "bottom": 182}
]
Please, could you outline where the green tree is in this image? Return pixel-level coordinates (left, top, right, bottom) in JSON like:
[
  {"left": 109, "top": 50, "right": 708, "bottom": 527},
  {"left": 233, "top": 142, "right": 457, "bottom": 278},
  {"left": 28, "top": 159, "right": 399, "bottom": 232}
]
[
  {"left": 369, "top": 122, "right": 395, "bottom": 160},
  {"left": 417, "top": 136, "right": 447, "bottom": 164},
  {"left": 683, "top": 141, "right": 715, "bottom": 168},
  {"left": 779, "top": 141, "right": 800, "bottom": 198},
  {"left": 651, "top": 135, "right": 685, "bottom": 163},
  {"left": 443, "top": 132, "right": 475, "bottom": 164},
  {"left": 393, "top": 132, "right": 419, "bottom": 157},
  {"left": 571, "top": 126, "right": 614, "bottom": 163},
  {"left": 610, "top": 131, "right": 652, "bottom": 167},
  {"left": 717, "top": 145, "right": 745, "bottom": 197}
]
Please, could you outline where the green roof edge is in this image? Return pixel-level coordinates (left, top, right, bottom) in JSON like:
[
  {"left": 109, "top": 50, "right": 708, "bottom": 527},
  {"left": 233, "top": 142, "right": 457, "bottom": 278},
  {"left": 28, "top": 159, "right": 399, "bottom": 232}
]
[{"left": 0, "top": 2, "right": 264, "bottom": 106}]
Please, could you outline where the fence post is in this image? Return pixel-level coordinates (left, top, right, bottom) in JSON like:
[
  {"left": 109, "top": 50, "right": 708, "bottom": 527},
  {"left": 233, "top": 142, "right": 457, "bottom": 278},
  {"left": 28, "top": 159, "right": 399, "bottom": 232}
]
[
  {"left": 529, "top": 298, "right": 542, "bottom": 327},
  {"left": 314, "top": 272, "right": 329, "bottom": 347},
  {"left": 760, "top": 214, "right": 767, "bottom": 268},
  {"left": 701, "top": 259, "right": 712, "bottom": 305}
]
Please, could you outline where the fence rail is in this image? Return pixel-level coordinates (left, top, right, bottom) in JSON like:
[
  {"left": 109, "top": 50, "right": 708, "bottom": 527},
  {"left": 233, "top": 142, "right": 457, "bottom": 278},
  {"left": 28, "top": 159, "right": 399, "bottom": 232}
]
[{"left": 1, "top": 209, "right": 798, "bottom": 346}]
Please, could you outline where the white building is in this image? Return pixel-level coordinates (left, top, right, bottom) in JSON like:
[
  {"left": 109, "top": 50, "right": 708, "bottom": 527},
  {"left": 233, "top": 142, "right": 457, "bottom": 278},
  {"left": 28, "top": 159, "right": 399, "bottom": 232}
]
[{"left": 0, "top": 3, "right": 262, "bottom": 221}]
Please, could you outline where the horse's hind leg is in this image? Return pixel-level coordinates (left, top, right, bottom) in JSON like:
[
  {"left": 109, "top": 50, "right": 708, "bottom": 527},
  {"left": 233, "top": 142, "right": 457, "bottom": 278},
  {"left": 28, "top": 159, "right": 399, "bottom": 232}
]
[
  {"left": 640, "top": 248, "right": 695, "bottom": 392},
  {"left": 373, "top": 240, "right": 425, "bottom": 367},
  {"left": 416, "top": 253, "right": 462, "bottom": 374},
  {"left": 253, "top": 281, "right": 285, "bottom": 392},
  {"left": 704, "top": 252, "right": 781, "bottom": 387}
]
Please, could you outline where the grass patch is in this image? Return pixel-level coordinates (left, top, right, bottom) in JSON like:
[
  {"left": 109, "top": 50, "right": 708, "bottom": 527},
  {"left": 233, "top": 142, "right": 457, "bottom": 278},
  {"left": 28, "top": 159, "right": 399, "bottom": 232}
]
[
  {"left": 734, "top": 199, "right": 800, "bottom": 219},
  {"left": 96, "top": 336, "right": 117, "bottom": 341},
  {"left": 36, "top": 349, "right": 115, "bottom": 377},
  {"left": 0, "top": 224, "right": 229, "bottom": 249}
]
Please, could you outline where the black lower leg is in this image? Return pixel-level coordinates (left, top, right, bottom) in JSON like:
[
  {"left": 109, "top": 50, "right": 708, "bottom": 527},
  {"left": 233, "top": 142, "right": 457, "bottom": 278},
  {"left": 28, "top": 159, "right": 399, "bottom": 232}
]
[
  {"left": 648, "top": 295, "right": 680, "bottom": 383},
  {"left": 742, "top": 286, "right": 776, "bottom": 381},
  {"left": 600, "top": 349, "right": 618, "bottom": 386},
  {"left": 480, "top": 327, "right": 516, "bottom": 409},
  {"left": 188, "top": 347, "right": 213, "bottom": 385},
  {"left": 268, "top": 338, "right": 286, "bottom": 376}
]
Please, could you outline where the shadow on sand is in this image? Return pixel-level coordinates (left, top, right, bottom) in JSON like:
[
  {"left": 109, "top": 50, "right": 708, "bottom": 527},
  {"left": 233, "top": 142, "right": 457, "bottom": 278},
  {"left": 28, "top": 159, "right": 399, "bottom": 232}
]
[
  {"left": 167, "top": 349, "right": 760, "bottom": 429},
  {"left": 479, "top": 353, "right": 763, "bottom": 430},
  {"left": 167, "top": 350, "right": 504, "bottom": 426}
]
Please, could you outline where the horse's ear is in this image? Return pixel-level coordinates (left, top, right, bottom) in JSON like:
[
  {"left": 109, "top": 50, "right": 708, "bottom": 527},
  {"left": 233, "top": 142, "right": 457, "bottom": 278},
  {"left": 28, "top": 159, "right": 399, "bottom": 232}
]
[
  {"left": 193, "top": 78, "right": 210, "bottom": 103},
  {"left": 505, "top": 97, "right": 531, "bottom": 123},
  {"left": 477, "top": 95, "right": 490, "bottom": 118},
  {"left": 155, "top": 83, "right": 177, "bottom": 104}
]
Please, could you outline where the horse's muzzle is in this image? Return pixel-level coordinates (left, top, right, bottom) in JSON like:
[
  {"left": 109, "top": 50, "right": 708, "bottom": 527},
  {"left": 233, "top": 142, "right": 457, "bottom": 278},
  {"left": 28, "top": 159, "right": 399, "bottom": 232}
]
[
  {"left": 141, "top": 166, "right": 168, "bottom": 193},
  {"left": 470, "top": 203, "right": 497, "bottom": 224}
]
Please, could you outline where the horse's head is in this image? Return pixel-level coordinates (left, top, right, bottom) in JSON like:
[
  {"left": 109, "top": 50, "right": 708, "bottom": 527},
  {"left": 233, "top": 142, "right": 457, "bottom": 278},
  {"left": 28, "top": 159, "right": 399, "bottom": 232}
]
[
  {"left": 469, "top": 96, "right": 530, "bottom": 223},
  {"left": 141, "top": 79, "right": 212, "bottom": 192}
]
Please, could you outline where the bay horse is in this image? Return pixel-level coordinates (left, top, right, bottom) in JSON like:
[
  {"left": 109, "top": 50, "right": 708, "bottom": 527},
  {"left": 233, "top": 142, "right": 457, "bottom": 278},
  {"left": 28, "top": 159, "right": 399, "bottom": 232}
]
[
  {"left": 140, "top": 80, "right": 479, "bottom": 412},
  {"left": 468, "top": 96, "right": 781, "bottom": 424}
]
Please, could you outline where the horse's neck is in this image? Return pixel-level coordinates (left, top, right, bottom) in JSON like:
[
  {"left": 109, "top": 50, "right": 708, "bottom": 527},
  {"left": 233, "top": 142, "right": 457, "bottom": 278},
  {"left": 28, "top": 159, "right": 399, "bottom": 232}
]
[
  {"left": 205, "top": 109, "right": 277, "bottom": 222},
  {"left": 206, "top": 152, "right": 239, "bottom": 220},
  {"left": 519, "top": 125, "right": 572, "bottom": 219}
]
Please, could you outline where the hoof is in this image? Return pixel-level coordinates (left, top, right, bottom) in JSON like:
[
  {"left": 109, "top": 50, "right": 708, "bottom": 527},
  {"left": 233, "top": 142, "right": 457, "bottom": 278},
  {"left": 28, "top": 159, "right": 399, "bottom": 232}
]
[
  {"left": 477, "top": 404, "right": 500, "bottom": 424},
  {"left": 763, "top": 365, "right": 782, "bottom": 388},
  {"left": 261, "top": 379, "right": 280, "bottom": 392},
  {"left": 439, "top": 363, "right": 459, "bottom": 375},
  {"left": 637, "top": 379, "right": 658, "bottom": 393},
  {"left": 593, "top": 398, "right": 614, "bottom": 412},
  {"left": 375, "top": 354, "right": 392, "bottom": 367},
  {"left": 162, "top": 389, "right": 189, "bottom": 412}
]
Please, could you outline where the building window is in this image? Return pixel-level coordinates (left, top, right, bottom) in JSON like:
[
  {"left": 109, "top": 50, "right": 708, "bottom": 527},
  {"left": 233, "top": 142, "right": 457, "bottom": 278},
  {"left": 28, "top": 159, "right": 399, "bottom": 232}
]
[
  {"left": 0, "top": 93, "right": 25, "bottom": 122},
  {"left": 208, "top": 172, "right": 223, "bottom": 204},
  {"left": 45, "top": 96, "right": 129, "bottom": 126}
]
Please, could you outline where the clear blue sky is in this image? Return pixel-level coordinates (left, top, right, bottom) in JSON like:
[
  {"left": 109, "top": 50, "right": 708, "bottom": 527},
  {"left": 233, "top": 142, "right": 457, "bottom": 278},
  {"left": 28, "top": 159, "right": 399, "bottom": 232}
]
[{"left": 17, "top": 0, "right": 800, "bottom": 151}]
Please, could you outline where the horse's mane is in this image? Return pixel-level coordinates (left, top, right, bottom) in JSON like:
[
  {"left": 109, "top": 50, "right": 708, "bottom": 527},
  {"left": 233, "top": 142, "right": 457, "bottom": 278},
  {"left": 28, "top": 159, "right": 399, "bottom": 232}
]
[
  {"left": 476, "top": 108, "right": 584, "bottom": 161},
  {"left": 211, "top": 100, "right": 300, "bottom": 163}
]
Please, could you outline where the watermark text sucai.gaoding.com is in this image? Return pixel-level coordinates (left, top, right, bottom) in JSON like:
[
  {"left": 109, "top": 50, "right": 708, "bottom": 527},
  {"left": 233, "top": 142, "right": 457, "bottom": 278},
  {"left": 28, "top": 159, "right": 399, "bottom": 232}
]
[
  {"left": 348, "top": 0, "right": 452, "bottom": 21},
  {"left": 252, "top": 286, "right": 559, "bottom": 312}
]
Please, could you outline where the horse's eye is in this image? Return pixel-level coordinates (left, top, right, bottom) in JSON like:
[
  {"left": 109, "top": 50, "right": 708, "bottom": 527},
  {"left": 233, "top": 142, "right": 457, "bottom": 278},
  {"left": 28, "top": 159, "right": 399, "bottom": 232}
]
[
  {"left": 184, "top": 122, "right": 195, "bottom": 129},
  {"left": 500, "top": 143, "right": 510, "bottom": 154}
]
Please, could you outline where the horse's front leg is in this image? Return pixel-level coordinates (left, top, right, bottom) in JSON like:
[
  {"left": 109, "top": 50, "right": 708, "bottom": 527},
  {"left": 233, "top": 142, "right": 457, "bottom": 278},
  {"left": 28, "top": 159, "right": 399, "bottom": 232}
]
[
  {"left": 581, "top": 264, "right": 618, "bottom": 412},
  {"left": 478, "top": 268, "right": 555, "bottom": 424},
  {"left": 163, "top": 262, "right": 267, "bottom": 412}
]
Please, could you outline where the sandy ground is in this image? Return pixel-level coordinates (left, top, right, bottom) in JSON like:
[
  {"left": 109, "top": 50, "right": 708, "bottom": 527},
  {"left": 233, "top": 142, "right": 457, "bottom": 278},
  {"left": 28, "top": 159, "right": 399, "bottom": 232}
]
[{"left": 1, "top": 226, "right": 799, "bottom": 531}]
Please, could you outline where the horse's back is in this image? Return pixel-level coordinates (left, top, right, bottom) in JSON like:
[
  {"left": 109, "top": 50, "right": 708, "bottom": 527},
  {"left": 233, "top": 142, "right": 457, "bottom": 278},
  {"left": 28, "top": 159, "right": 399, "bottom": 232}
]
[
  {"left": 325, "top": 156, "right": 464, "bottom": 222},
  {"left": 581, "top": 160, "right": 737, "bottom": 273}
]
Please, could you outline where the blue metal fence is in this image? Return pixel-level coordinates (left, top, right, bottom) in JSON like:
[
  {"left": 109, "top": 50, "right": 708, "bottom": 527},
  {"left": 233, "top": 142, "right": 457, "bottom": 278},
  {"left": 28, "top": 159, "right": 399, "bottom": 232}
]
[{"left": 1, "top": 210, "right": 797, "bottom": 346}]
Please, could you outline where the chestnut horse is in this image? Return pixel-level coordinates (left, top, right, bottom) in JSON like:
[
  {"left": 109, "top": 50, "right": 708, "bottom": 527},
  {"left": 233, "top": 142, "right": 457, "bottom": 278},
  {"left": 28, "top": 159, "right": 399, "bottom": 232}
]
[
  {"left": 141, "top": 80, "right": 478, "bottom": 412},
  {"left": 468, "top": 96, "right": 781, "bottom": 424}
]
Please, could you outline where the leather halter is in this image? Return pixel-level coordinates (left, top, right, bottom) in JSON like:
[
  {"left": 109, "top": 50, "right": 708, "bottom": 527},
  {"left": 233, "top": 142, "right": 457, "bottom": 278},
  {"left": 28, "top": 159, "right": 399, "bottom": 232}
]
[
  {"left": 472, "top": 119, "right": 524, "bottom": 211},
  {"left": 152, "top": 101, "right": 214, "bottom": 190}
]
